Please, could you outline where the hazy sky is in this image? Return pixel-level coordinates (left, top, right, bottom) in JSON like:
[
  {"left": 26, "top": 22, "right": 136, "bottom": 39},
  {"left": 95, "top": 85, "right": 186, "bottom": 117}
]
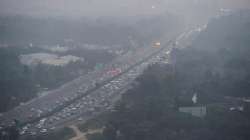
[
  {"left": 0, "top": 0, "right": 249, "bottom": 18},
  {"left": 0, "top": 0, "right": 166, "bottom": 17}
]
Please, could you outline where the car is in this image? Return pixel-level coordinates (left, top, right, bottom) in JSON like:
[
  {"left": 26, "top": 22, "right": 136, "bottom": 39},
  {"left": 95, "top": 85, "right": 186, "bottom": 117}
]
[
  {"left": 50, "top": 127, "right": 55, "bottom": 130},
  {"left": 55, "top": 117, "right": 60, "bottom": 121},
  {"left": 20, "top": 130, "right": 26, "bottom": 135},
  {"left": 40, "top": 129, "right": 47, "bottom": 133},
  {"left": 30, "top": 131, "right": 37, "bottom": 136},
  {"left": 22, "top": 126, "right": 28, "bottom": 130},
  {"left": 36, "top": 124, "right": 42, "bottom": 129},
  {"left": 78, "top": 117, "right": 83, "bottom": 121}
]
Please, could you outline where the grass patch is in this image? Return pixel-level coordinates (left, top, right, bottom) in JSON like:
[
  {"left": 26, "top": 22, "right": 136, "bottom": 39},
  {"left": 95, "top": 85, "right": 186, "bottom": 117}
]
[{"left": 77, "top": 112, "right": 110, "bottom": 132}]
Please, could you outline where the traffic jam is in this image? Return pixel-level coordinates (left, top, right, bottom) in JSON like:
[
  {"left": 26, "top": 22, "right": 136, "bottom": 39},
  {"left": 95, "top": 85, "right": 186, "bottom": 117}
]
[{"left": 1, "top": 40, "right": 173, "bottom": 136}]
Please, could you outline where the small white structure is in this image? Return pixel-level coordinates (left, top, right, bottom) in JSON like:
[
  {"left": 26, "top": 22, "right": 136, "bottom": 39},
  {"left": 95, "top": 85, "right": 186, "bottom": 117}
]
[
  {"left": 192, "top": 93, "right": 198, "bottom": 104},
  {"left": 179, "top": 106, "right": 206, "bottom": 118}
]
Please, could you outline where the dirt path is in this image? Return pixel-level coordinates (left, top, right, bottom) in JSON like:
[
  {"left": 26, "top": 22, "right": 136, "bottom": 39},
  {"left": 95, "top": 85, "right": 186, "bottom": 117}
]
[{"left": 69, "top": 125, "right": 103, "bottom": 140}]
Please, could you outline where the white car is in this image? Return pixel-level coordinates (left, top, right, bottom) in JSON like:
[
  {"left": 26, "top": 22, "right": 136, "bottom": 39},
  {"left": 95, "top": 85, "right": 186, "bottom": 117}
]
[
  {"left": 78, "top": 117, "right": 83, "bottom": 121},
  {"left": 20, "top": 130, "right": 26, "bottom": 135},
  {"left": 30, "top": 132, "right": 37, "bottom": 135},
  {"left": 40, "top": 129, "right": 47, "bottom": 133}
]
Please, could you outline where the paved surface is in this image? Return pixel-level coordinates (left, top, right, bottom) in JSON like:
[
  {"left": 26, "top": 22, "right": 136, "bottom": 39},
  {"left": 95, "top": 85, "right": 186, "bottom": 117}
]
[
  {"left": 0, "top": 28, "right": 201, "bottom": 137},
  {"left": 69, "top": 125, "right": 103, "bottom": 140}
]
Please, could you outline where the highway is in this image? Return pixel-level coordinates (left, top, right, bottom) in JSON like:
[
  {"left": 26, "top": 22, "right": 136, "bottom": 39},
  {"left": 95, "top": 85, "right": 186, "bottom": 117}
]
[{"left": 1, "top": 29, "right": 199, "bottom": 136}]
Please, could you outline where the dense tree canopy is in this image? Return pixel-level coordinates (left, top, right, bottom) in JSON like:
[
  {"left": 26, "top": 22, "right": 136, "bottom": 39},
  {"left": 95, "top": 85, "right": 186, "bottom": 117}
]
[{"left": 91, "top": 10, "right": 250, "bottom": 140}]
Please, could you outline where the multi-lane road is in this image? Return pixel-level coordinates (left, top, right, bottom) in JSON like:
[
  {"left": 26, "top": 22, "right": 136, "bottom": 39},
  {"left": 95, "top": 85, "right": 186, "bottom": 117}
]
[{"left": 0, "top": 29, "right": 199, "bottom": 136}]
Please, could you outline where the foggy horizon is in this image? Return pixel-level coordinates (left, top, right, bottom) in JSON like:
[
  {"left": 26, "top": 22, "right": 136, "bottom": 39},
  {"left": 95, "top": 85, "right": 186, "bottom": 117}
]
[
  {"left": 1, "top": 1, "right": 250, "bottom": 140},
  {"left": 0, "top": 0, "right": 250, "bottom": 18}
]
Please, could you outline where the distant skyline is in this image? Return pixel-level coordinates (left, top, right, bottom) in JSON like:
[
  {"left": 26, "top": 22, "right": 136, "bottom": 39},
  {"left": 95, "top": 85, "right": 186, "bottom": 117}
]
[{"left": 0, "top": 0, "right": 249, "bottom": 18}]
